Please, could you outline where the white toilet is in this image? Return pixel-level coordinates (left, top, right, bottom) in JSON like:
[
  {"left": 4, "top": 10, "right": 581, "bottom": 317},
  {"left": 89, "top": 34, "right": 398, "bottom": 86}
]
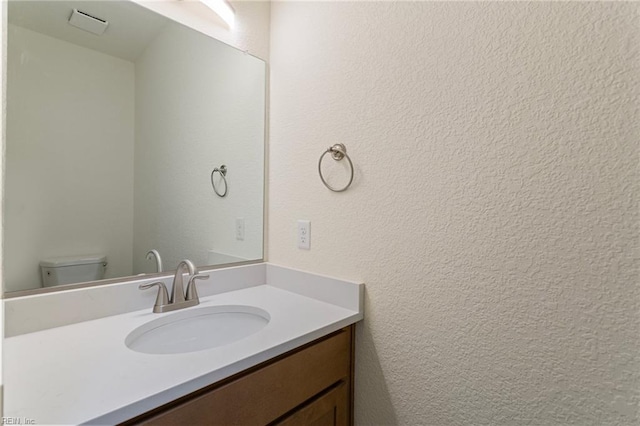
[{"left": 39, "top": 255, "right": 107, "bottom": 287}]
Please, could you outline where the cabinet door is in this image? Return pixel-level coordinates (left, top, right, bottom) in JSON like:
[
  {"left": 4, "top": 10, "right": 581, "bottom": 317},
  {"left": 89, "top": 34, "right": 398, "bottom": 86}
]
[
  {"left": 275, "top": 381, "right": 349, "bottom": 426},
  {"left": 129, "top": 329, "right": 352, "bottom": 426}
]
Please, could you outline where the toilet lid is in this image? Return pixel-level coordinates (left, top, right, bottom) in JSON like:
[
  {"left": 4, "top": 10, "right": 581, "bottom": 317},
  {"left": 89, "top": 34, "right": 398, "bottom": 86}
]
[{"left": 40, "top": 255, "right": 107, "bottom": 268}]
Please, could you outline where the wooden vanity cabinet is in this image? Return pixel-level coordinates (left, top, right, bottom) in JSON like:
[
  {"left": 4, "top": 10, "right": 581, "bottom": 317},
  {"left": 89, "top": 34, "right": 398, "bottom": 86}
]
[{"left": 122, "top": 325, "right": 355, "bottom": 426}]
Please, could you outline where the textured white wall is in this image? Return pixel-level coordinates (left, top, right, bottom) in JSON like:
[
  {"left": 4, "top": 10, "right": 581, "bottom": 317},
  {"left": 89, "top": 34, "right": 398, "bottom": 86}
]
[
  {"left": 5, "top": 25, "right": 134, "bottom": 292},
  {"left": 269, "top": 2, "right": 639, "bottom": 425},
  {"left": 133, "top": 21, "right": 265, "bottom": 273}
]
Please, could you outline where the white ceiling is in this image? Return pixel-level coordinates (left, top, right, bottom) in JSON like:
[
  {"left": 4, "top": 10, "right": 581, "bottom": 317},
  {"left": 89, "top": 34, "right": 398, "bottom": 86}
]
[{"left": 8, "top": 0, "right": 171, "bottom": 62}]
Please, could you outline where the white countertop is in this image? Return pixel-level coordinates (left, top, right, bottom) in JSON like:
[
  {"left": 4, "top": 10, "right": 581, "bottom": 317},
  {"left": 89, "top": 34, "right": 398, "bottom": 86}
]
[{"left": 3, "top": 264, "right": 364, "bottom": 425}]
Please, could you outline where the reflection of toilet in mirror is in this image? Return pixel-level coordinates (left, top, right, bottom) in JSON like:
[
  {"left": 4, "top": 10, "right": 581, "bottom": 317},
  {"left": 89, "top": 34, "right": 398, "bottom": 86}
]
[{"left": 39, "top": 255, "right": 107, "bottom": 287}]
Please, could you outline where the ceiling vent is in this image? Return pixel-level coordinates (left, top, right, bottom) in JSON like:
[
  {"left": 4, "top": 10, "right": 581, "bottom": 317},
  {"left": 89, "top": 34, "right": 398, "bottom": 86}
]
[{"left": 68, "top": 9, "right": 108, "bottom": 36}]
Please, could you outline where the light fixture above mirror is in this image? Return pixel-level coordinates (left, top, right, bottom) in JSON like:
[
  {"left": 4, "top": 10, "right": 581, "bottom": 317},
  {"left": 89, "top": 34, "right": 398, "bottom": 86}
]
[{"left": 198, "top": 0, "right": 235, "bottom": 28}]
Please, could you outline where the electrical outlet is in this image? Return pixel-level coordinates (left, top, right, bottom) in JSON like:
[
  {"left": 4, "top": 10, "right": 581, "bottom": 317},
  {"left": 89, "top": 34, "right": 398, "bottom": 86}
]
[
  {"left": 236, "top": 218, "right": 245, "bottom": 241},
  {"left": 297, "top": 220, "right": 310, "bottom": 250}
]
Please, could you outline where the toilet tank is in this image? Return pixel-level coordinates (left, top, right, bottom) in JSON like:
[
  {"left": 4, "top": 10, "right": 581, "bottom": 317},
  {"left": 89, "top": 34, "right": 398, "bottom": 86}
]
[{"left": 39, "top": 255, "right": 107, "bottom": 287}]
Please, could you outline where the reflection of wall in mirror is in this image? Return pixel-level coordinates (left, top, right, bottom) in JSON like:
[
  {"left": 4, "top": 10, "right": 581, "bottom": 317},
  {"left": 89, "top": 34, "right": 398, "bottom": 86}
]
[
  {"left": 132, "top": 21, "right": 265, "bottom": 274},
  {"left": 5, "top": 24, "right": 135, "bottom": 292}
]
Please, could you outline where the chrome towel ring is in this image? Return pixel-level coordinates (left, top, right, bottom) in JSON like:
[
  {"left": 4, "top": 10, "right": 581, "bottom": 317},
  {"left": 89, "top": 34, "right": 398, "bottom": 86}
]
[
  {"left": 211, "top": 165, "right": 228, "bottom": 197},
  {"left": 318, "top": 143, "right": 354, "bottom": 192}
]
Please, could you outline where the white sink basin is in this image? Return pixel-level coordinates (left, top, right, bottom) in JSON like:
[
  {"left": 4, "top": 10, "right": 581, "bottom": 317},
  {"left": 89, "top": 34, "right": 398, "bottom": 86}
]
[{"left": 125, "top": 305, "right": 270, "bottom": 355}]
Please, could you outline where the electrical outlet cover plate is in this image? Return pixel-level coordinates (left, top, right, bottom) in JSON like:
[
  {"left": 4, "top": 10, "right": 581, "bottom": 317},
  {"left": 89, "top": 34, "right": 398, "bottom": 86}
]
[
  {"left": 236, "top": 218, "right": 245, "bottom": 241},
  {"left": 297, "top": 220, "right": 310, "bottom": 250}
]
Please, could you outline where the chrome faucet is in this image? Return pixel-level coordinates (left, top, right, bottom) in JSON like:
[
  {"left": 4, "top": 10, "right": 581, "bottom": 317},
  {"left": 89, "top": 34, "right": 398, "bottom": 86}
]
[
  {"left": 139, "top": 259, "right": 209, "bottom": 313},
  {"left": 145, "top": 249, "right": 163, "bottom": 273}
]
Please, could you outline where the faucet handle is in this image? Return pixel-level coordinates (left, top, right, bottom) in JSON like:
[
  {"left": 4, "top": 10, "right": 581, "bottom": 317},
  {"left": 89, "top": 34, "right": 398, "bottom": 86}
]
[
  {"left": 139, "top": 282, "right": 169, "bottom": 312},
  {"left": 186, "top": 274, "right": 210, "bottom": 301}
]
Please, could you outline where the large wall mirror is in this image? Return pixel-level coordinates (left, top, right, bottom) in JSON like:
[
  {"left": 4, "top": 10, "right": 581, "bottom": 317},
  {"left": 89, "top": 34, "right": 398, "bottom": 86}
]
[{"left": 4, "top": 0, "right": 266, "bottom": 295}]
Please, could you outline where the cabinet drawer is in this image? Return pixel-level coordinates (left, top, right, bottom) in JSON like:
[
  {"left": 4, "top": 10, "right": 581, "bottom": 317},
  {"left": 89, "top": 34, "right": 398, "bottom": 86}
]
[{"left": 135, "top": 329, "right": 352, "bottom": 426}]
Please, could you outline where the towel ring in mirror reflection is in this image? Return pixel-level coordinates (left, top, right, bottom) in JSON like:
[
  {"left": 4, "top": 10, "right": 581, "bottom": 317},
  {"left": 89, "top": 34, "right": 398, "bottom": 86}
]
[
  {"left": 211, "top": 165, "right": 228, "bottom": 197},
  {"left": 318, "top": 144, "right": 354, "bottom": 192}
]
